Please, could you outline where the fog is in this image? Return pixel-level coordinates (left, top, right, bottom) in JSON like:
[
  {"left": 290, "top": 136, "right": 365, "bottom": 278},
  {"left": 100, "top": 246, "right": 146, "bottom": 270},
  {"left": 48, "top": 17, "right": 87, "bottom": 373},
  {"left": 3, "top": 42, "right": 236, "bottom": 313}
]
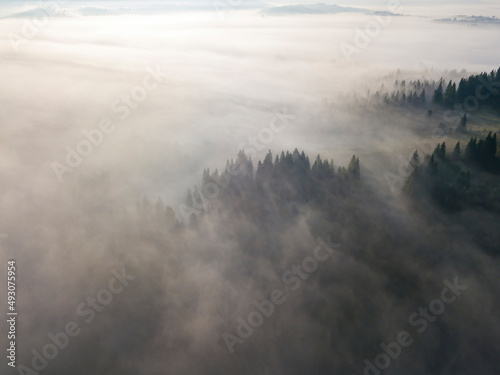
[{"left": 1, "top": 3, "right": 500, "bottom": 375}]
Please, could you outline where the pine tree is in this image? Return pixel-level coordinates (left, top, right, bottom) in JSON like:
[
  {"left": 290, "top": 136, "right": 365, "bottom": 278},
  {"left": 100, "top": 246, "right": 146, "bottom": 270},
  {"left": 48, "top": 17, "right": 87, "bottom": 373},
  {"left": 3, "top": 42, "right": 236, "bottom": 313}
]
[
  {"left": 433, "top": 143, "right": 445, "bottom": 160},
  {"left": 452, "top": 142, "right": 461, "bottom": 160},
  {"left": 457, "top": 78, "right": 467, "bottom": 102},
  {"left": 257, "top": 150, "right": 273, "bottom": 182},
  {"left": 348, "top": 155, "right": 360, "bottom": 179},
  {"left": 256, "top": 160, "right": 263, "bottom": 177},
  {"left": 263, "top": 150, "right": 273, "bottom": 169},
  {"left": 465, "top": 137, "right": 477, "bottom": 161},
  {"left": 440, "top": 142, "right": 446, "bottom": 160},
  {"left": 427, "top": 154, "right": 438, "bottom": 174},
  {"left": 432, "top": 82, "right": 444, "bottom": 105},
  {"left": 419, "top": 89, "right": 426, "bottom": 106},
  {"left": 443, "top": 80, "right": 456, "bottom": 108},
  {"left": 485, "top": 132, "right": 497, "bottom": 161},
  {"left": 312, "top": 155, "right": 322, "bottom": 177}
]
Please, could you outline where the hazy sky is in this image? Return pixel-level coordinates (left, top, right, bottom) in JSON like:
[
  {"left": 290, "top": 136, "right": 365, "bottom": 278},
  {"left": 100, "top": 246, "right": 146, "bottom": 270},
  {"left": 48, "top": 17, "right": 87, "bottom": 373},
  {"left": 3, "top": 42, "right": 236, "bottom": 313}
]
[
  {"left": 2, "top": 0, "right": 500, "bottom": 20},
  {"left": 1, "top": 6, "right": 499, "bottom": 205}
]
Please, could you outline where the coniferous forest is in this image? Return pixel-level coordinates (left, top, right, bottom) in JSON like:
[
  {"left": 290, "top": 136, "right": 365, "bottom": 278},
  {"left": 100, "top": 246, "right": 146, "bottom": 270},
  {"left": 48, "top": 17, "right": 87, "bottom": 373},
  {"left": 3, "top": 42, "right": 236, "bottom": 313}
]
[
  {"left": 6, "top": 71, "right": 500, "bottom": 375},
  {"left": 2, "top": 5, "right": 500, "bottom": 375},
  {"left": 5, "top": 70, "right": 500, "bottom": 375}
]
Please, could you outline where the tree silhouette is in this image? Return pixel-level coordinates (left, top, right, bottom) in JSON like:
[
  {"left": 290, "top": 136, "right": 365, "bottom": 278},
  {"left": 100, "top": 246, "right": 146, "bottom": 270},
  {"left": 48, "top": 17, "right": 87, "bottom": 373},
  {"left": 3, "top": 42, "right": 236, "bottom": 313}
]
[{"left": 432, "top": 81, "right": 444, "bottom": 105}]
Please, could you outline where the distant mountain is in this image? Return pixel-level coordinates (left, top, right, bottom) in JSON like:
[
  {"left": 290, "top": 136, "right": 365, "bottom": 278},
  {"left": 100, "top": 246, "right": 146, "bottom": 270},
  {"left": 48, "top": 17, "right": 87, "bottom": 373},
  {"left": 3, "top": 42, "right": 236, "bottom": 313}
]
[
  {"left": 1, "top": 1, "right": 266, "bottom": 19},
  {"left": 261, "top": 3, "right": 398, "bottom": 16},
  {"left": 1, "top": 5, "right": 128, "bottom": 19},
  {"left": 435, "top": 15, "right": 500, "bottom": 25},
  {"left": 2, "top": 6, "right": 74, "bottom": 18}
]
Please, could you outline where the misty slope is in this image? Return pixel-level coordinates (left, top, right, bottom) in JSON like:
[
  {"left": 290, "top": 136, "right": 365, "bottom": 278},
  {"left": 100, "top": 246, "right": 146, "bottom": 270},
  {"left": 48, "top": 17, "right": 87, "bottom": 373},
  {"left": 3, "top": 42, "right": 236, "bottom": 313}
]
[
  {"left": 404, "top": 133, "right": 500, "bottom": 256},
  {"left": 11, "top": 147, "right": 500, "bottom": 375},
  {"left": 3, "top": 5, "right": 500, "bottom": 375}
]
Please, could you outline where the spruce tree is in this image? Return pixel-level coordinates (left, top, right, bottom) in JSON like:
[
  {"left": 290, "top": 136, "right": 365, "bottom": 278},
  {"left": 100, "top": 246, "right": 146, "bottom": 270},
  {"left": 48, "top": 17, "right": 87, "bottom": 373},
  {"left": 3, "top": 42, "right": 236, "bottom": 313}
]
[
  {"left": 348, "top": 155, "right": 360, "bottom": 179},
  {"left": 432, "top": 82, "right": 444, "bottom": 105},
  {"left": 452, "top": 142, "right": 461, "bottom": 160}
]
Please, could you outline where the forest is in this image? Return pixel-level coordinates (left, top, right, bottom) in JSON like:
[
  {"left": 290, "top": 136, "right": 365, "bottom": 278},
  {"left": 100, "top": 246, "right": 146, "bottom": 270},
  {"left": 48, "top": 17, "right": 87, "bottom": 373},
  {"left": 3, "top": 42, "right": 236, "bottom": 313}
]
[
  {"left": 364, "top": 66, "right": 500, "bottom": 112},
  {"left": 82, "top": 66, "right": 498, "bottom": 375},
  {"left": 124, "top": 127, "right": 500, "bottom": 373},
  {"left": 3, "top": 8, "right": 500, "bottom": 373}
]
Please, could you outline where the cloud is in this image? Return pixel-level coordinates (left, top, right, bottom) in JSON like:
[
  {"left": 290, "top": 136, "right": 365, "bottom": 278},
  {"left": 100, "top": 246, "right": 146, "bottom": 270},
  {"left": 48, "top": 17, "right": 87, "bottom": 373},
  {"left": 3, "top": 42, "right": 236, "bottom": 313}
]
[{"left": 1, "top": 6, "right": 500, "bottom": 375}]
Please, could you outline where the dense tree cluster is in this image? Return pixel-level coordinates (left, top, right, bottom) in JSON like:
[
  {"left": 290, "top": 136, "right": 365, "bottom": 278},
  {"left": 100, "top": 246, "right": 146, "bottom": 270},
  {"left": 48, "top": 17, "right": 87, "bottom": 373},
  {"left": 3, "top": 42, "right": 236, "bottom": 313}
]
[
  {"left": 464, "top": 132, "right": 498, "bottom": 166},
  {"left": 366, "top": 67, "right": 500, "bottom": 112},
  {"left": 369, "top": 78, "right": 429, "bottom": 108},
  {"left": 134, "top": 150, "right": 362, "bottom": 230},
  {"left": 431, "top": 68, "right": 500, "bottom": 109},
  {"left": 56, "top": 137, "right": 500, "bottom": 375},
  {"left": 182, "top": 149, "right": 361, "bottom": 226},
  {"left": 404, "top": 133, "right": 500, "bottom": 216}
]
